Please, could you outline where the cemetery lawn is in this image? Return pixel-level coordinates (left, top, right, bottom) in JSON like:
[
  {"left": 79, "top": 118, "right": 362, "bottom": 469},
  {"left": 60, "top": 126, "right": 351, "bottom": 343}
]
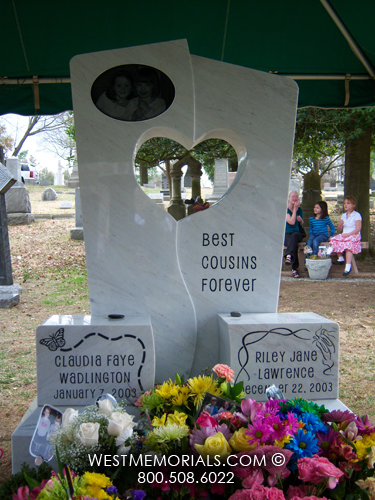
[{"left": 0, "top": 214, "right": 374, "bottom": 483}]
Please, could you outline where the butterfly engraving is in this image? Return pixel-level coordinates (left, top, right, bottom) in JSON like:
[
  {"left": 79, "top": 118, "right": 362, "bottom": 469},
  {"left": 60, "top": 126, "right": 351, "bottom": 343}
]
[{"left": 39, "top": 328, "right": 66, "bottom": 351}]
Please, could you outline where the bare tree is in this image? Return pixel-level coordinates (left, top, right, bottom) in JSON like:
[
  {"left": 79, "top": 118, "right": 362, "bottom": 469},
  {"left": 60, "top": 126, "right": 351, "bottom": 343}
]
[{"left": 10, "top": 112, "right": 74, "bottom": 159}]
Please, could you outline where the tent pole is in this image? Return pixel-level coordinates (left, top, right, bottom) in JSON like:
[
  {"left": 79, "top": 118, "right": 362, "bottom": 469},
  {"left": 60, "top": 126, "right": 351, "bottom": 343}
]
[{"left": 320, "top": 0, "right": 375, "bottom": 79}]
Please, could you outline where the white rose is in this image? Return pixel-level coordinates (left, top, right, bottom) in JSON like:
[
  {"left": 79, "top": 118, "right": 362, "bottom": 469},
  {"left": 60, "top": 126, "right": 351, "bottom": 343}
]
[
  {"left": 78, "top": 422, "right": 100, "bottom": 446},
  {"left": 107, "top": 411, "right": 136, "bottom": 437},
  {"left": 62, "top": 408, "right": 78, "bottom": 428},
  {"left": 97, "top": 398, "right": 113, "bottom": 416}
]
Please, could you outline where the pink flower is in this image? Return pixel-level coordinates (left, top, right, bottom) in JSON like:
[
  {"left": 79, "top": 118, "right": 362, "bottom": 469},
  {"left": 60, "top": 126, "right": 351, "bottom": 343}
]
[
  {"left": 321, "top": 409, "right": 355, "bottom": 424},
  {"left": 286, "top": 485, "right": 317, "bottom": 499},
  {"left": 289, "top": 497, "right": 328, "bottom": 500},
  {"left": 242, "top": 469, "right": 264, "bottom": 488},
  {"left": 284, "top": 412, "right": 300, "bottom": 436},
  {"left": 298, "top": 455, "right": 344, "bottom": 489},
  {"left": 266, "top": 487, "right": 286, "bottom": 500},
  {"left": 213, "top": 364, "right": 235, "bottom": 382},
  {"left": 264, "top": 415, "right": 287, "bottom": 441},
  {"left": 246, "top": 419, "right": 272, "bottom": 446},
  {"left": 210, "top": 481, "right": 226, "bottom": 495},
  {"left": 12, "top": 480, "right": 50, "bottom": 500},
  {"left": 12, "top": 486, "right": 30, "bottom": 500},
  {"left": 241, "top": 399, "right": 265, "bottom": 421},
  {"left": 216, "top": 411, "right": 235, "bottom": 423},
  {"left": 197, "top": 411, "right": 217, "bottom": 427}
]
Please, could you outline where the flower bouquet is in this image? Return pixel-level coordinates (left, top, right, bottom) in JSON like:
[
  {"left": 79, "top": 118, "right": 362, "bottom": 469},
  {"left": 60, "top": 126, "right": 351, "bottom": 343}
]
[{"left": 24, "top": 364, "right": 375, "bottom": 500}]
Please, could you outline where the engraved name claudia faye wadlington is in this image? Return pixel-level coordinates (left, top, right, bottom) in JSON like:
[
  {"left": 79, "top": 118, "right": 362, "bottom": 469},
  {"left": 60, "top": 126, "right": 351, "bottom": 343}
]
[
  {"left": 39, "top": 329, "right": 147, "bottom": 401},
  {"left": 201, "top": 233, "right": 257, "bottom": 292}
]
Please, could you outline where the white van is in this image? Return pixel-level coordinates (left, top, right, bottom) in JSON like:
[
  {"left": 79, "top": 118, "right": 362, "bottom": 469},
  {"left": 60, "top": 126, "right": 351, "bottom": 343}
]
[{"left": 21, "top": 163, "right": 39, "bottom": 184}]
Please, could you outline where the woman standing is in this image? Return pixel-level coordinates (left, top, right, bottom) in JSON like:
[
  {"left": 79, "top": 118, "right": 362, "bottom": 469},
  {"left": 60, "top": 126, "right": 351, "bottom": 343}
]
[{"left": 284, "top": 191, "right": 304, "bottom": 278}]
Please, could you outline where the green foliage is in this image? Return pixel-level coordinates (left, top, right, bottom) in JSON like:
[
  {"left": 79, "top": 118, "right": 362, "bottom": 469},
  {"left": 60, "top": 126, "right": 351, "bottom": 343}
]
[
  {"left": 18, "top": 150, "right": 28, "bottom": 159},
  {"left": 39, "top": 167, "right": 55, "bottom": 184},
  {"left": 293, "top": 108, "right": 375, "bottom": 177},
  {"left": 0, "top": 462, "right": 52, "bottom": 498},
  {"left": 135, "top": 137, "right": 237, "bottom": 183}
]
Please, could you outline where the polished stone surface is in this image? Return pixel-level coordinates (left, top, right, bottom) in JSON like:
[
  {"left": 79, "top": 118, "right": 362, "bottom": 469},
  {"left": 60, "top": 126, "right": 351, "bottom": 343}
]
[
  {"left": 178, "top": 54, "right": 298, "bottom": 373},
  {"left": 36, "top": 315, "right": 155, "bottom": 405},
  {"left": 70, "top": 40, "right": 298, "bottom": 379},
  {"left": 218, "top": 312, "right": 339, "bottom": 402},
  {"left": 70, "top": 40, "right": 197, "bottom": 382}
]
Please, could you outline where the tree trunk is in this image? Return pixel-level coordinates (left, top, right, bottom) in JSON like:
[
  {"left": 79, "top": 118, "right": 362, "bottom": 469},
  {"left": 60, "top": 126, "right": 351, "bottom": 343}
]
[
  {"left": 139, "top": 166, "right": 148, "bottom": 186},
  {"left": 165, "top": 159, "right": 172, "bottom": 198},
  {"left": 344, "top": 126, "right": 371, "bottom": 253},
  {"left": 12, "top": 116, "right": 40, "bottom": 157}
]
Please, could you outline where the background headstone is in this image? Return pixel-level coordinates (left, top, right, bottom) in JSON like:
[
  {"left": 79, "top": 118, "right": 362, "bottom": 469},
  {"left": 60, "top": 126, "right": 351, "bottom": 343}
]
[
  {"left": 160, "top": 173, "right": 170, "bottom": 195},
  {"left": 54, "top": 161, "right": 64, "bottom": 185},
  {"left": 207, "top": 159, "right": 229, "bottom": 203},
  {"left": 5, "top": 158, "right": 23, "bottom": 186},
  {"left": 67, "top": 159, "right": 79, "bottom": 188},
  {"left": 41, "top": 188, "right": 57, "bottom": 201},
  {"left": 60, "top": 200, "right": 73, "bottom": 209},
  {"left": 39, "top": 179, "right": 51, "bottom": 186},
  {"left": 70, "top": 187, "right": 84, "bottom": 240},
  {"left": 0, "top": 163, "right": 21, "bottom": 307}
]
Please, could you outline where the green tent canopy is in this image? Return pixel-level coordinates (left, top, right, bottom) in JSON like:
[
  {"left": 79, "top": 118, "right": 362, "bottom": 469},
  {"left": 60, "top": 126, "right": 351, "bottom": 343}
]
[{"left": 1, "top": 0, "right": 375, "bottom": 115}]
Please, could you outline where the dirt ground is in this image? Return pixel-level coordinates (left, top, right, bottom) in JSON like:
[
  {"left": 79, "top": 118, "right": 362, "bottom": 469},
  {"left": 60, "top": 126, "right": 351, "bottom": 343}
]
[{"left": 0, "top": 210, "right": 375, "bottom": 484}]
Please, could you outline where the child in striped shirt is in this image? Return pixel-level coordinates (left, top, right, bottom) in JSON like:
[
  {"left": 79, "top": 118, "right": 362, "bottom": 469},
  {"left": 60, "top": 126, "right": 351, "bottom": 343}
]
[{"left": 306, "top": 201, "right": 335, "bottom": 255}]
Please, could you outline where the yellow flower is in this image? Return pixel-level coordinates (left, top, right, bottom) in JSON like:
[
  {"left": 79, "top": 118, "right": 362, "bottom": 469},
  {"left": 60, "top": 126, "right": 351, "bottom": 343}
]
[
  {"left": 82, "top": 472, "right": 112, "bottom": 500},
  {"left": 172, "top": 392, "right": 188, "bottom": 406},
  {"left": 156, "top": 380, "right": 179, "bottom": 399},
  {"left": 152, "top": 413, "right": 167, "bottom": 427},
  {"left": 167, "top": 410, "right": 188, "bottom": 426},
  {"left": 274, "top": 435, "right": 292, "bottom": 448},
  {"left": 195, "top": 432, "right": 231, "bottom": 463},
  {"left": 188, "top": 375, "right": 221, "bottom": 407},
  {"left": 229, "top": 427, "right": 257, "bottom": 452}
]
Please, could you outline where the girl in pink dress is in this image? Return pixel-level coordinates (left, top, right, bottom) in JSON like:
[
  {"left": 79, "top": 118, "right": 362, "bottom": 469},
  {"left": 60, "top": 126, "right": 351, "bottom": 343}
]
[{"left": 330, "top": 195, "right": 362, "bottom": 276}]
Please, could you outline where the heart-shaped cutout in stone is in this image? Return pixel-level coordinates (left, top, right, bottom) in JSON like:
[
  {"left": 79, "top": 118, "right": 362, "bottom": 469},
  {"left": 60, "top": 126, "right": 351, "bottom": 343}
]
[{"left": 134, "top": 135, "right": 240, "bottom": 221}]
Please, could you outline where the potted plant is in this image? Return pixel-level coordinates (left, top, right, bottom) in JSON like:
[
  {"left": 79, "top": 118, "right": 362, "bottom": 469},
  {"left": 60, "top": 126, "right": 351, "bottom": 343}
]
[{"left": 305, "top": 254, "right": 332, "bottom": 280}]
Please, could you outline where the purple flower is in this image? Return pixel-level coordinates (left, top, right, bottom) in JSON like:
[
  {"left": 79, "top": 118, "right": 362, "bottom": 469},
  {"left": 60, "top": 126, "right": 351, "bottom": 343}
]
[
  {"left": 132, "top": 490, "right": 146, "bottom": 500},
  {"left": 107, "top": 485, "right": 118, "bottom": 494},
  {"left": 321, "top": 409, "right": 355, "bottom": 424},
  {"left": 189, "top": 422, "right": 232, "bottom": 447}
]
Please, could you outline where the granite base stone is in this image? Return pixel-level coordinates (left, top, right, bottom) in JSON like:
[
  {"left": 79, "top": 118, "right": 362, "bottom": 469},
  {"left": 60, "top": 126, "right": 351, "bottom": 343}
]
[
  {"left": 0, "top": 284, "right": 22, "bottom": 308},
  {"left": 7, "top": 213, "right": 35, "bottom": 225},
  {"left": 36, "top": 314, "right": 155, "bottom": 406},
  {"left": 219, "top": 312, "right": 339, "bottom": 402},
  {"left": 70, "top": 227, "right": 84, "bottom": 240}
]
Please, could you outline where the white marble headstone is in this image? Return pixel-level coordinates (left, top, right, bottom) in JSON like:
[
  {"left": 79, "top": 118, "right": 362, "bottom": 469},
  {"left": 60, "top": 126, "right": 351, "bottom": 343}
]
[
  {"left": 36, "top": 315, "right": 155, "bottom": 405},
  {"left": 209, "top": 159, "right": 229, "bottom": 202},
  {"left": 70, "top": 40, "right": 298, "bottom": 379},
  {"left": 218, "top": 312, "right": 339, "bottom": 402}
]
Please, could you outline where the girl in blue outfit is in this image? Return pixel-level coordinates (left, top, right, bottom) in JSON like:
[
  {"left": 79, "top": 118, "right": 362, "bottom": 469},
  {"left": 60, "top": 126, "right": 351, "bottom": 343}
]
[{"left": 306, "top": 201, "right": 335, "bottom": 255}]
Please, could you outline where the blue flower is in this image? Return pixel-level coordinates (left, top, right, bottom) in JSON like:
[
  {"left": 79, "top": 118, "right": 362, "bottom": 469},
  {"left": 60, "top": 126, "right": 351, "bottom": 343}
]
[
  {"left": 286, "top": 428, "right": 319, "bottom": 459},
  {"left": 301, "top": 411, "right": 328, "bottom": 434},
  {"left": 107, "top": 485, "right": 118, "bottom": 494},
  {"left": 132, "top": 490, "right": 147, "bottom": 500}
]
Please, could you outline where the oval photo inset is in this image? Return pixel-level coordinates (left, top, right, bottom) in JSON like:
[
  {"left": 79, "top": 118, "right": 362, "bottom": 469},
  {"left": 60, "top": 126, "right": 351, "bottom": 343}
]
[{"left": 91, "top": 64, "right": 175, "bottom": 122}]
